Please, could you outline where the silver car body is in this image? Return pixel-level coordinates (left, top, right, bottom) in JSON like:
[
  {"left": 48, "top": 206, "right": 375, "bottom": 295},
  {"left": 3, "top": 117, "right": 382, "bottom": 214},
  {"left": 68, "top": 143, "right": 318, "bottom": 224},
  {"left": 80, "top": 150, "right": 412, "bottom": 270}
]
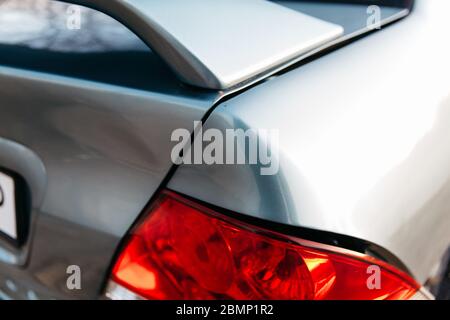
[
  {"left": 0, "top": 0, "right": 448, "bottom": 299},
  {"left": 170, "top": 0, "right": 450, "bottom": 284}
]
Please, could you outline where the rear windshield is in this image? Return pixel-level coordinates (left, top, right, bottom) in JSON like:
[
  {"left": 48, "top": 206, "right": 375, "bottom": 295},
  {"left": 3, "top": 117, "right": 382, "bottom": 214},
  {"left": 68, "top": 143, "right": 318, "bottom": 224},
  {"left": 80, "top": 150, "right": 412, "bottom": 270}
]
[{"left": 0, "top": 0, "right": 181, "bottom": 92}]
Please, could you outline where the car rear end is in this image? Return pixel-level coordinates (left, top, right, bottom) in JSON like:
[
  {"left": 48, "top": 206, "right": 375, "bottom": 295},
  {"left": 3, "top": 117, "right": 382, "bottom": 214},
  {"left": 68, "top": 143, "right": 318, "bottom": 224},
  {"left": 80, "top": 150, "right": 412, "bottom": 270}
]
[{"left": 0, "top": 0, "right": 448, "bottom": 300}]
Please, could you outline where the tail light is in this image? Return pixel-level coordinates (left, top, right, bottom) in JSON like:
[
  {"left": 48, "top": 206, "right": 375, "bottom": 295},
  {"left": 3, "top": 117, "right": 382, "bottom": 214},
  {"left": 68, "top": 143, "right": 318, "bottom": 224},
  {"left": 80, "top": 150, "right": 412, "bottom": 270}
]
[{"left": 106, "top": 191, "right": 424, "bottom": 300}]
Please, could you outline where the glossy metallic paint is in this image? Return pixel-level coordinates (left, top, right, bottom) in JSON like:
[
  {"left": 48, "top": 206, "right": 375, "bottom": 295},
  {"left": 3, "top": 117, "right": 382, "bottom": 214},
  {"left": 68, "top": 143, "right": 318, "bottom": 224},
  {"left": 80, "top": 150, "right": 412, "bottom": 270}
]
[{"left": 169, "top": 0, "right": 450, "bottom": 283}]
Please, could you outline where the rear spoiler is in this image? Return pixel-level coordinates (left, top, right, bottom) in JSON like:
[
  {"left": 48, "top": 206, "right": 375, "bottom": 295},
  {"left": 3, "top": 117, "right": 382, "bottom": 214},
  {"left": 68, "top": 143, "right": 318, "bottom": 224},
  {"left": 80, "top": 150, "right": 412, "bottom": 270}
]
[{"left": 60, "top": 0, "right": 343, "bottom": 90}]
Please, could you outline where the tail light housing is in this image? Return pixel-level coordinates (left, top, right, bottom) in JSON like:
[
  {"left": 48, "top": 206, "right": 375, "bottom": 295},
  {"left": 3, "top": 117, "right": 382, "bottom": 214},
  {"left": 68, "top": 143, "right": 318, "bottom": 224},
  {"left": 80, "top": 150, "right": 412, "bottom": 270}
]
[{"left": 106, "top": 191, "right": 426, "bottom": 300}]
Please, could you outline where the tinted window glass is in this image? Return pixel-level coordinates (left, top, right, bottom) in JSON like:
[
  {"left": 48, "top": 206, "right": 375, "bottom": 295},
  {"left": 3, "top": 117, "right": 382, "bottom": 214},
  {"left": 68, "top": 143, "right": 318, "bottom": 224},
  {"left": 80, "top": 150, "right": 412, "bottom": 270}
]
[{"left": 0, "top": 0, "right": 181, "bottom": 92}]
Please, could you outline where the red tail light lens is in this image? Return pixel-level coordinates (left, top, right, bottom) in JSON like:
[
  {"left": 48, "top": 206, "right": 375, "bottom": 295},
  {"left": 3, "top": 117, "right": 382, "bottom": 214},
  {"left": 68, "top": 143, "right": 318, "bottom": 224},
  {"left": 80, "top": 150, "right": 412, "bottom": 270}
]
[{"left": 110, "top": 191, "right": 420, "bottom": 300}]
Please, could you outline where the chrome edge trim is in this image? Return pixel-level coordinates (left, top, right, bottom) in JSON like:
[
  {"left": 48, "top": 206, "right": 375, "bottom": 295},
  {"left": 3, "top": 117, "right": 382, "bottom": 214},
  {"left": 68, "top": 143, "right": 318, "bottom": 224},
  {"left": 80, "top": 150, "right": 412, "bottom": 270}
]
[{"left": 104, "top": 281, "right": 145, "bottom": 301}]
